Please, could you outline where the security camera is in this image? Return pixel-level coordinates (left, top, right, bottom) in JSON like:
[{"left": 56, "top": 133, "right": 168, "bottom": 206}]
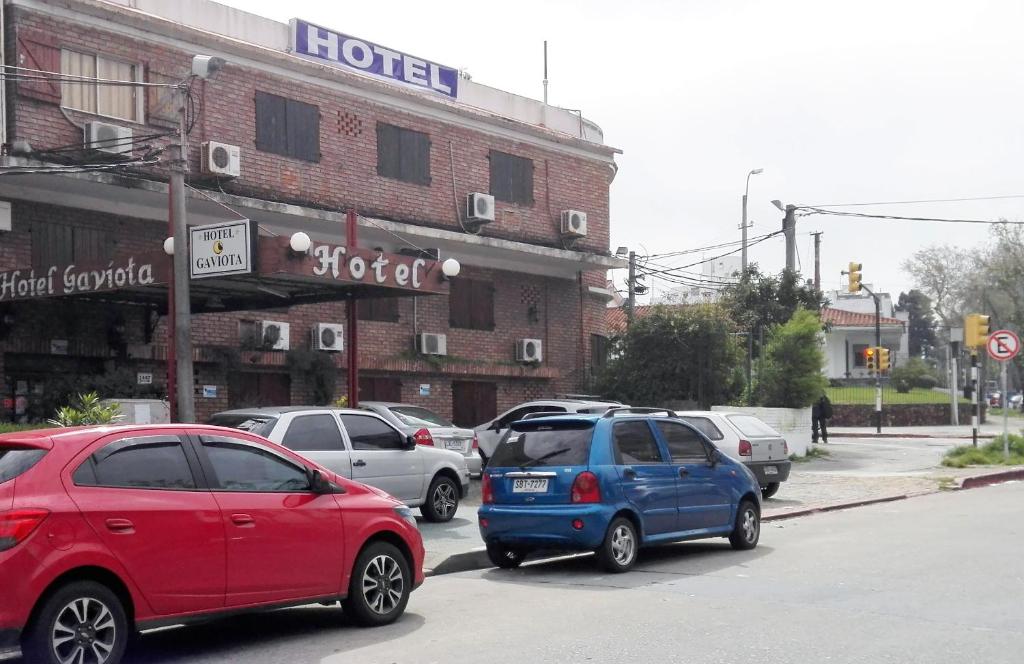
[{"left": 192, "top": 55, "right": 226, "bottom": 79}]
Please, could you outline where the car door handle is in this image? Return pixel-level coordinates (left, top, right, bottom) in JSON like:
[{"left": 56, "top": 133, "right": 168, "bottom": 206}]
[
  {"left": 623, "top": 468, "right": 637, "bottom": 480},
  {"left": 104, "top": 518, "right": 134, "bottom": 533},
  {"left": 353, "top": 459, "right": 367, "bottom": 467},
  {"left": 230, "top": 513, "right": 255, "bottom": 526},
  {"left": 679, "top": 467, "right": 689, "bottom": 478}
]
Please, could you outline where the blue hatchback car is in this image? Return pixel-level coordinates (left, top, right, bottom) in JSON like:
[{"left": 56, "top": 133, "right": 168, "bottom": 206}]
[{"left": 478, "top": 408, "right": 763, "bottom": 572}]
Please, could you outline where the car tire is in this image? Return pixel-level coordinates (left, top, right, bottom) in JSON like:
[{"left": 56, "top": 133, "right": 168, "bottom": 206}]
[
  {"left": 486, "top": 542, "right": 526, "bottom": 569},
  {"left": 595, "top": 517, "right": 639, "bottom": 573},
  {"left": 420, "top": 475, "right": 460, "bottom": 523},
  {"left": 22, "top": 580, "right": 129, "bottom": 664},
  {"left": 761, "top": 482, "right": 780, "bottom": 499},
  {"left": 343, "top": 541, "right": 412, "bottom": 627},
  {"left": 729, "top": 499, "right": 760, "bottom": 550}
]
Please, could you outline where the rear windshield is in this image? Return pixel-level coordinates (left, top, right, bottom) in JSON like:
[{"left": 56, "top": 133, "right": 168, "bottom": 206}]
[
  {"left": 0, "top": 448, "right": 47, "bottom": 484},
  {"left": 388, "top": 407, "right": 453, "bottom": 428},
  {"left": 727, "top": 415, "right": 780, "bottom": 438},
  {"left": 678, "top": 416, "right": 724, "bottom": 441},
  {"left": 207, "top": 414, "right": 277, "bottom": 437},
  {"left": 489, "top": 423, "right": 594, "bottom": 467}
]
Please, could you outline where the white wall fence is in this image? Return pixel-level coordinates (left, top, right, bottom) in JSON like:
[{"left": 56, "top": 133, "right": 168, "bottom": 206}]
[{"left": 711, "top": 406, "right": 814, "bottom": 456}]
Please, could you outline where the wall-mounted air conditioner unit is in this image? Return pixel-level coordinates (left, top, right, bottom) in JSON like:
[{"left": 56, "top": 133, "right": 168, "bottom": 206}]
[
  {"left": 515, "top": 338, "right": 543, "bottom": 363},
  {"left": 466, "top": 192, "right": 495, "bottom": 224},
  {"left": 560, "top": 209, "right": 588, "bottom": 238},
  {"left": 201, "top": 141, "right": 241, "bottom": 178},
  {"left": 418, "top": 333, "right": 448, "bottom": 356},
  {"left": 261, "top": 320, "right": 290, "bottom": 351},
  {"left": 84, "top": 121, "right": 133, "bottom": 155},
  {"left": 312, "top": 323, "right": 344, "bottom": 352}
]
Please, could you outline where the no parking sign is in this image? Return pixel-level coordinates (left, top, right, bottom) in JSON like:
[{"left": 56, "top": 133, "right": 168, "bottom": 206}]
[{"left": 987, "top": 330, "right": 1020, "bottom": 362}]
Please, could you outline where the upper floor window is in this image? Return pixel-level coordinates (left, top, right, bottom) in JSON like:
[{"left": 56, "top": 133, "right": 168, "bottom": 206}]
[
  {"left": 61, "top": 49, "right": 142, "bottom": 123},
  {"left": 489, "top": 150, "right": 534, "bottom": 205},
  {"left": 255, "top": 91, "right": 321, "bottom": 162},
  {"left": 376, "top": 123, "right": 431, "bottom": 185},
  {"left": 449, "top": 278, "right": 495, "bottom": 330}
]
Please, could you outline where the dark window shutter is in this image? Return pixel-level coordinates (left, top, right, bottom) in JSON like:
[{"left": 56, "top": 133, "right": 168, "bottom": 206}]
[
  {"left": 73, "top": 227, "right": 111, "bottom": 264},
  {"left": 358, "top": 298, "right": 399, "bottom": 322},
  {"left": 255, "top": 91, "right": 288, "bottom": 156},
  {"left": 517, "top": 157, "right": 534, "bottom": 205},
  {"left": 476, "top": 382, "right": 497, "bottom": 424},
  {"left": 32, "top": 223, "right": 73, "bottom": 268},
  {"left": 489, "top": 150, "right": 509, "bottom": 202},
  {"left": 399, "top": 129, "right": 430, "bottom": 185},
  {"left": 17, "top": 37, "right": 61, "bottom": 103},
  {"left": 470, "top": 280, "right": 494, "bottom": 330},
  {"left": 452, "top": 381, "right": 496, "bottom": 427},
  {"left": 377, "top": 123, "right": 399, "bottom": 178},
  {"left": 449, "top": 278, "right": 472, "bottom": 328},
  {"left": 286, "top": 98, "right": 320, "bottom": 162}
]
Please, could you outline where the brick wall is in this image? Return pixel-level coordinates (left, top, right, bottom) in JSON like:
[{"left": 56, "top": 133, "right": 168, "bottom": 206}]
[{"left": 831, "top": 403, "right": 986, "bottom": 427}]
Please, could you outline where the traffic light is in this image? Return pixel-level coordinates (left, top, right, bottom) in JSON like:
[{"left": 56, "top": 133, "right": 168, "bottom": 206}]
[
  {"left": 965, "top": 313, "right": 990, "bottom": 348},
  {"left": 847, "top": 262, "right": 863, "bottom": 293},
  {"left": 865, "top": 346, "right": 877, "bottom": 373},
  {"left": 878, "top": 347, "right": 891, "bottom": 373}
]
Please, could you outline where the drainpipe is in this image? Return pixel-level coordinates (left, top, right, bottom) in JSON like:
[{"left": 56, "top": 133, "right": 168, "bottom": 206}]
[
  {"left": 1, "top": 1, "right": 8, "bottom": 149},
  {"left": 346, "top": 209, "right": 359, "bottom": 407}
]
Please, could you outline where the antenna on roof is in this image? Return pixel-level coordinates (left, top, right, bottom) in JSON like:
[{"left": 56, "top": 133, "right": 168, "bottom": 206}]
[{"left": 543, "top": 40, "right": 549, "bottom": 105}]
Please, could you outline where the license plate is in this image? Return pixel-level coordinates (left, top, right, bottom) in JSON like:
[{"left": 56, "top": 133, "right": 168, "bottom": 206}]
[
  {"left": 512, "top": 478, "right": 548, "bottom": 493},
  {"left": 764, "top": 466, "right": 778, "bottom": 476},
  {"left": 444, "top": 440, "right": 464, "bottom": 451}
]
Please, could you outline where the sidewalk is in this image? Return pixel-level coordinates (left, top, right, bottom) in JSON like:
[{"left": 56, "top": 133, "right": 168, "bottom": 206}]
[{"left": 831, "top": 423, "right": 1012, "bottom": 439}]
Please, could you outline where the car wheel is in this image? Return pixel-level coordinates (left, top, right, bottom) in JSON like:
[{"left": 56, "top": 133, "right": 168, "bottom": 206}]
[
  {"left": 595, "top": 517, "right": 639, "bottom": 573},
  {"left": 343, "top": 541, "right": 412, "bottom": 627},
  {"left": 22, "top": 580, "right": 129, "bottom": 664},
  {"left": 420, "top": 475, "right": 460, "bottom": 523},
  {"left": 486, "top": 542, "right": 526, "bottom": 569},
  {"left": 729, "top": 499, "right": 760, "bottom": 550},
  {"left": 761, "top": 482, "right": 780, "bottom": 499}
]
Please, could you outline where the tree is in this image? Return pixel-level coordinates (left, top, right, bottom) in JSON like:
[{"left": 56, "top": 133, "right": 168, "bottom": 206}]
[
  {"left": 901, "top": 244, "right": 972, "bottom": 325},
  {"left": 896, "top": 289, "right": 937, "bottom": 358},
  {"left": 755, "top": 309, "right": 827, "bottom": 408},
  {"left": 596, "top": 305, "right": 743, "bottom": 408},
  {"left": 720, "top": 266, "right": 824, "bottom": 339}
]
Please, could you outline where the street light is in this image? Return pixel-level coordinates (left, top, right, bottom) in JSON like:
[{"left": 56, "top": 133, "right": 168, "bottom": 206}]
[{"left": 742, "top": 168, "right": 763, "bottom": 272}]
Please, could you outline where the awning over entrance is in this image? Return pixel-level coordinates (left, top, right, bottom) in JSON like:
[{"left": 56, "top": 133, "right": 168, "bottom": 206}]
[{"left": 0, "top": 234, "right": 448, "bottom": 313}]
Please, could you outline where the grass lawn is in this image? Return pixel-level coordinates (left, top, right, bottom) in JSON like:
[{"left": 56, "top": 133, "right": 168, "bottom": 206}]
[
  {"left": 943, "top": 435, "right": 1024, "bottom": 468},
  {"left": 826, "top": 386, "right": 967, "bottom": 405}
]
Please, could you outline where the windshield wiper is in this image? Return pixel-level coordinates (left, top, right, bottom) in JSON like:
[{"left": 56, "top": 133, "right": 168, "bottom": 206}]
[{"left": 520, "top": 447, "right": 573, "bottom": 468}]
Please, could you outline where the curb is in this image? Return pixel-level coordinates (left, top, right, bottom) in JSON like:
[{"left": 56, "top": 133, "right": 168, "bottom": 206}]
[
  {"left": 425, "top": 548, "right": 490, "bottom": 578},
  {"left": 959, "top": 468, "right": 1024, "bottom": 490},
  {"left": 763, "top": 494, "right": 909, "bottom": 522},
  {"left": 833, "top": 433, "right": 997, "bottom": 440}
]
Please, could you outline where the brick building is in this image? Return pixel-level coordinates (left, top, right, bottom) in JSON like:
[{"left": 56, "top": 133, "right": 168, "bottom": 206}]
[{"left": 0, "top": 0, "right": 621, "bottom": 425}]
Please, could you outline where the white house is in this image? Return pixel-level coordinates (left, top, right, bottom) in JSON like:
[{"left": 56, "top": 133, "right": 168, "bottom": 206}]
[{"left": 822, "top": 290, "right": 909, "bottom": 379}]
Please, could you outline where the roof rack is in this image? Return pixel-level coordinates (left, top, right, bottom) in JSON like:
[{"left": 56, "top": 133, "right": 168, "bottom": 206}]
[
  {"left": 520, "top": 411, "right": 574, "bottom": 420},
  {"left": 601, "top": 407, "right": 678, "bottom": 418}
]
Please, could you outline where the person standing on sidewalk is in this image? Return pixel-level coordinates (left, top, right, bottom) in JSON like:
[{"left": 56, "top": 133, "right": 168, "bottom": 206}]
[{"left": 812, "top": 393, "right": 833, "bottom": 444}]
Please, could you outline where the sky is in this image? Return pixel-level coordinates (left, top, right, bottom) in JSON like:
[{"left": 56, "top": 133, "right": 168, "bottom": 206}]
[{"left": 218, "top": 0, "right": 1024, "bottom": 302}]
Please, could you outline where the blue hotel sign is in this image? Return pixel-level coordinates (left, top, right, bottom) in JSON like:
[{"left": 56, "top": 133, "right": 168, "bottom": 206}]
[{"left": 290, "top": 19, "right": 459, "bottom": 99}]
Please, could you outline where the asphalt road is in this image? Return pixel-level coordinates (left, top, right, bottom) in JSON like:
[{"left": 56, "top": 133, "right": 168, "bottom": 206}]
[{"left": 29, "top": 480, "right": 1013, "bottom": 664}]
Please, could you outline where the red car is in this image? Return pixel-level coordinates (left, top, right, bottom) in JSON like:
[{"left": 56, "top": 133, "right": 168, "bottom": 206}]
[{"left": 0, "top": 424, "right": 424, "bottom": 664}]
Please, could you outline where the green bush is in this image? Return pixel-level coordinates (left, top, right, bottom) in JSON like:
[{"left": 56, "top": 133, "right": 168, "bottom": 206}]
[
  {"left": 890, "top": 358, "right": 939, "bottom": 394},
  {"left": 755, "top": 309, "right": 827, "bottom": 408},
  {"left": 943, "top": 433, "right": 1024, "bottom": 467},
  {"left": 48, "top": 392, "right": 124, "bottom": 427}
]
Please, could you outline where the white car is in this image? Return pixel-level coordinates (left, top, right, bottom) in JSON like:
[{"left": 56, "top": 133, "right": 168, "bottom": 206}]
[
  {"left": 210, "top": 406, "right": 471, "bottom": 522},
  {"left": 475, "top": 399, "right": 623, "bottom": 464},
  {"left": 360, "top": 401, "right": 482, "bottom": 476},
  {"left": 675, "top": 411, "right": 792, "bottom": 499}
]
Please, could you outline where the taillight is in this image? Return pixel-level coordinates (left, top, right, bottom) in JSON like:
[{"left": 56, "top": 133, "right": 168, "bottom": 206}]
[
  {"left": 0, "top": 509, "right": 49, "bottom": 552},
  {"left": 738, "top": 440, "right": 752, "bottom": 457},
  {"left": 471, "top": 434, "right": 479, "bottom": 450},
  {"left": 482, "top": 473, "right": 493, "bottom": 504},
  {"left": 783, "top": 440, "right": 789, "bottom": 455},
  {"left": 571, "top": 471, "right": 601, "bottom": 504},
  {"left": 413, "top": 428, "right": 434, "bottom": 446}
]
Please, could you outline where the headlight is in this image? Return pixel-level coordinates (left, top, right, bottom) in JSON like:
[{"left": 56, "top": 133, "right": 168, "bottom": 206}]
[{"left": 394, "top": 506, "right": 418, "bottom": 529}]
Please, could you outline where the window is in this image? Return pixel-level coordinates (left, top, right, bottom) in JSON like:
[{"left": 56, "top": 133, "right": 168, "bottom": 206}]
[
  {"left": 389, "top": 407, "right": 453, "bottom": 428},
  {"left": 61, "top": 49, "right": 142, "bottom": 123},
  {"left": 32, "top": 223, "right": 112, "bottom": 269},
  {"left": 727, "top": 415, "right": 780, "bottom": 438},
  {"left": 449, "top": 278, "right": 495, "bottom": 330},
  {"left": 489, "top": 150, "right": 534, "bottom": 205},
  {"left": 201, "top": 437, "right": 310, "bottom": 492},
  {"left": 498, "top": 405, "right": 566, "bottom": 429},
  {"left": 679, "top": 416, "right": 724, "bottom": 441},
  {"left": 74, "top": 436, "right": 196, "bottom": 490},
  {"left": 281, "top": 414, "right": 345, "bottom": 452},
  {"left": 612, "top": 421, "right": 664, "bottom": 464},
  {"left": 853, "top": 344, "right": 869, "bottom": 367},
  {"left": 591, "top": 334, "right": 609, "bottom": 372},
  {"left": 490, "top": 423, "right": 594, "bottom": 467},
  {"left": 376, "top": 123, "right": 431, "bottom": 185},
  {"left": 255, "top": 91, "right": 320, "bottom": 162},
  {"left": 206, "top": 413, "right": 278, "bottom": 437},
  {"left": 340, "top": 415, "right": 405, "bottom": 451},
  {"left": 357, "top": 297, "right": 400, "bottom": 322},
  {"left": 452, "top": 381, "right": 497, "bottom": 428},
  {"left": 655, "top": 422, "right": 709, "bottom": 461},
  {"left": 0, "top": 448, "right": 47, "bottom": 484},
  {"left": 358, "top": 376, "right": 403, "bottom": 403}
]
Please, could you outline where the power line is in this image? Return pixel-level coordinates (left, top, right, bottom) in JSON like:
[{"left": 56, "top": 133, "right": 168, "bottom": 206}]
[
  {"left": 638, "top": 231, "right": 784, "bottom": 278},
  {"left": 648, "top": 231, "right": 776, "bottom": 259},
  {"left": 1, "top": 65, "right": 180, "bottom": 88},
  {"left": 802, "top": 207, "right": 1021, "bottom": 225},
  {"left": 805, "top": 194, "right": 1024, "bottom": 208}
]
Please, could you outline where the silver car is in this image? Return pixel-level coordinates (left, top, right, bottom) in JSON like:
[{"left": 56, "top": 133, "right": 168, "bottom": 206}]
[
  {"left": 361, "top": 401, "right": 482, "bottom": 476},
  {"left": 209, "top": 406, "right": 471, "bottom": 522}
]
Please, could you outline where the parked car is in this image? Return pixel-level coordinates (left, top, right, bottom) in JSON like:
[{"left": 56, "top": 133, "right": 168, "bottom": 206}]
[
  {"left": 209, "top": 407, "right": 470, "bottom": 522},
  {"left": 676, "top": 411, "right": 791, "bottom": 499},
  {"left": 361, "top": 401, "right": 481, "bottom": 476},
  {"left": 478, "top": 408, "right": 762, "bottom": 573},
  {"left": 0, "top": 424, "right": 424, "bottom": 664},
  {"left": 475, "top": 399, "right": 624, "bottom": 466}
]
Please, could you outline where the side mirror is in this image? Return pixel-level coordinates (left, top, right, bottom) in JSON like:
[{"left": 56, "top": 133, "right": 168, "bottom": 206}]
[
  {"left": 489, "top": 421, "right": 502, "bottom": 432},
  {"left": 309, "top": 468, "right": 332, "bottom": 494},
  {"left": 405, "top": 435, "right": 417, "bottom": 450},
  {"left": 707, "top": 449, "right": 721, "bottom": 467}
]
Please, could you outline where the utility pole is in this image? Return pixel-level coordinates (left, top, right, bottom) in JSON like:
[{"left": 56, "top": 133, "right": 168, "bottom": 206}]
[
  {"left": 783, "top": 204, "right": 797, "bottom": 272},
  {"left": 542, "top": 41, "right": 548, "bottom": 105},
  {"left": 811, "top": 231, "right": 822, "bottom": 291},
  {"left": 949, "top": 327, "right": 963, "bottom": 426},
  {"left": 626, "top": 250, "right": 636, "bottom": 324},
  {"left": 171, "top": 82, "right": 195, "bottom": 423},
  {"left": 741, "top": 169, "right": 762, "bottom": 272}
]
